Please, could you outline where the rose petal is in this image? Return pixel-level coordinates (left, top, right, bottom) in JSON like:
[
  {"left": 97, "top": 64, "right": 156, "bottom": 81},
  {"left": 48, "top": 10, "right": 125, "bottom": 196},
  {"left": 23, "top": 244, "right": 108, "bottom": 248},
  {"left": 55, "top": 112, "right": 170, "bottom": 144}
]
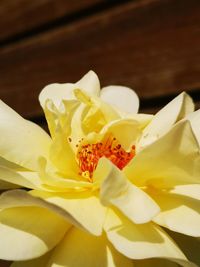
[
  {"left": 46, "top": 227, "right": 133, "bottom": 267},
  {"left": 31, "top": 190, "right": 106, "bottom": 236},
  {"left": 186, "top": 109, "right": 200, "bottom": 145},
  {"left": 0, "top": 100, "right": 51, "bottom": 170},
  {"left": 100, "top": 164, "right": 160, "bottom": 224},
  {"left": 0, "top": 191, "right": 69, "bottom": 261},
  {"left": 100, "top": 85, "right": 139, "bottom": 114},
  {"left": 39, "top": 71, "right": 100, "bottom": 108},
  {"left": 151, "top": 191, "right": 200, "bottom": 237},
  {"left": 125, "top": 121, "right": 200, "bottom": 189},
  {"left": 104, "top": 209, "right": 194, "bottom": 267},
  {"left": 0, "top": 166, "right": 44, "bottom": 190},
  {"left": 137, "top": 92, "right": 194, "bottom": 150}
]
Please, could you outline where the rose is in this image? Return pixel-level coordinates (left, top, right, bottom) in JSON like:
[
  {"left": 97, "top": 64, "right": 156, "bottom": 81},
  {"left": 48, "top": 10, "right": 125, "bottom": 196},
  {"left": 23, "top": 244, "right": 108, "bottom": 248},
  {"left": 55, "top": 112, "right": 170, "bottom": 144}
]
[{"left": 0, "top": 71, "right": 199, "bottom": 267}]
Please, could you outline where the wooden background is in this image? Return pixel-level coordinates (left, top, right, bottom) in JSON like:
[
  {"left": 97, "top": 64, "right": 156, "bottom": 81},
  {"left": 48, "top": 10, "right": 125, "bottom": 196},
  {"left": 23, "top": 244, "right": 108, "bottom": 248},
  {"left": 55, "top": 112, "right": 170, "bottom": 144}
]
[
  {"left": 0, "top": 0, "right": 200, "bottom": 129},
  {"left": 0, "top": 1, "right": 200, "bottom": 266}
]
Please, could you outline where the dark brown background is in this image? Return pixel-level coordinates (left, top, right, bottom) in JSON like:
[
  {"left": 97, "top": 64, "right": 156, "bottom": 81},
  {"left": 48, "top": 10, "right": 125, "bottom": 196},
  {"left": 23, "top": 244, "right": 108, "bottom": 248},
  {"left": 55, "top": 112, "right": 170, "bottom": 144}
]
[
  {"left": 0, "top": 0, "right": 200, "bottom": 128},
  {"left": 0, "top": 1, "right": 200, "bottom": 266}
]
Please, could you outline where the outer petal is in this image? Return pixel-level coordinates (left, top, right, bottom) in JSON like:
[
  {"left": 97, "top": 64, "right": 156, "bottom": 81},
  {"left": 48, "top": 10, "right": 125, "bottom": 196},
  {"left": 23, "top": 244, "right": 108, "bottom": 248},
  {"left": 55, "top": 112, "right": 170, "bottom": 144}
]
[
  {"left": 170, "top": 184, "right": 200, "bottom": 200},
  {"left": 31, "top": 190, "right": 106, "bottom": 236},
  {"left": 104, "top": 209, "right": 194, "bottom": 267},
  {"left": 0, "top": 190, "right": 86, "bottom": 233},
  {"left": 0, "top": 100, "right": 51, "bottom": 170},
  {"left": 39, "top": 71, "right": 100, "bottom": 108},
  {"left": 100, "top": 85, "right": 139, "bottom": 114},
  {"left": 0, "top": 156, "right": 26, "bottom": 171},
  {"left": 186, "top": 109, "right": 200, "bottom": 145},
  {"left": 151, "top": 191, "right": 200, "bottom": 237},
  {"left": 46, "top": 227, "right": 133, "bottom": 267},
  {"left": 0, "top": 193, "right": 69, "bottom": 261},
  {"left": 0, "top": 166, "right": 44, "bottom": 190},
  {"left": 100, "top": 164, "right": 160, "bottom": 224},
  {"left": 125, "top": 121, "right": 200, "bottom": 188},
  {"left": 0, "top": 206, "right": 67, "bottom": 261},
  {"left": 137, "top": 92, "right": 194, "bottom": 150}
]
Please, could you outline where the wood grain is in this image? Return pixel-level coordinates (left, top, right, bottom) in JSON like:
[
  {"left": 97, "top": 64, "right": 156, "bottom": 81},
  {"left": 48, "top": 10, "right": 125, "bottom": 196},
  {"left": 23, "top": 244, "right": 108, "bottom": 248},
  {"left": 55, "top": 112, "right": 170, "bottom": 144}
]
[
  {"left": 0, "top": 0, "right": 106, "bottom": 42},
  {"left": 0, "top": 0, "right": 200, "bottom": 117}
]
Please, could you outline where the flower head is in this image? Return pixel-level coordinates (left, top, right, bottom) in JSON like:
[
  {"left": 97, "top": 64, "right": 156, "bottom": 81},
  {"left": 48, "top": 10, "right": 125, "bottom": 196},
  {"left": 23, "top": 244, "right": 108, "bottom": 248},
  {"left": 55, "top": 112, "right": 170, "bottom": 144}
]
[{"left": 0, "top": 71, "right": 199, "bottom": 267}]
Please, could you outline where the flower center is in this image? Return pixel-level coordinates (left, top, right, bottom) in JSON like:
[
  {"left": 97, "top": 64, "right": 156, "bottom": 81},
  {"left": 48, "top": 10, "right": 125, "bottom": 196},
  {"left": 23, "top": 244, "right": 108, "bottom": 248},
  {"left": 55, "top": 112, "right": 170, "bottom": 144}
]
[{"left": 77, "top": 134, "right": 135, "bottom": 181}]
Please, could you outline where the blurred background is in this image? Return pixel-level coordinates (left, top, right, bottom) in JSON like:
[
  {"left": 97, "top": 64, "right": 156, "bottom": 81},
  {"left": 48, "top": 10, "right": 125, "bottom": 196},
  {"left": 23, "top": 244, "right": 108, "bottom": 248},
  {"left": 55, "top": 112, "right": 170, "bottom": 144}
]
[{"left": 0, "top": 0, "right": 200, "bottom": 129}]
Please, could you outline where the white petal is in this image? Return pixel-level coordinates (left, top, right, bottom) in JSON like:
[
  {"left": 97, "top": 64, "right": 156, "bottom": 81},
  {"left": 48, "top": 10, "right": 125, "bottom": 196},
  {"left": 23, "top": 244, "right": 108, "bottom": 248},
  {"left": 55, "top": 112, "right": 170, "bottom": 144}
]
[
  {"left": 170, "top": 184, "right": 200, "bottom": 200},
  {"left": 104, "top": 209, "right": 194, "bottom": 267},
  {"left": 39, "top": 71, "right": 100, "bottom": 108},
  {"left": 0, "top": 190, "right": 69, "bottom": 261},
  {"left": 125, "top": 120, "right": 200, "bottom": 189},
  {"left": 186, "top": 109, "right": 200, "bottom": 145},
  {"left": 0, "top": 190, "right": 86, "bottom": 231},
  {"left": 31, "top": 190, "right": 106, "bottom": 236},
  {"left": 137, "top": 92, "right": 194, "bottom": 150},
  {"left": 100, "top": 86, "right": 139, "bottom": 114},
  {"left": 76, "top": 70, "right": 100, "bottom": 96},
  {"left": 100, "top": 164, "right": 160, "bottom": 224},
  {"left": 47, "top": 227, "right": 133, "bottom": 267},
  {"left": 0, "top": 166, "right": 44, "bottom": 190},
  {"left": 152, "top": 191, "right": 200, "bottom": 237},
  {"left": 0, "top": 100, "right": 51, "bottom": 170}
]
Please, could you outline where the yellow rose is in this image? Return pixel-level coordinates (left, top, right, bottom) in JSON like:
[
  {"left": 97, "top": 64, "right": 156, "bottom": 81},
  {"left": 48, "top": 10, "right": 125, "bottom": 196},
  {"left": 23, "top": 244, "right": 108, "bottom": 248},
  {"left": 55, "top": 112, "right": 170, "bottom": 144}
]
[{"left": 0, "top": 71, "right": 198, "bottom": 267}]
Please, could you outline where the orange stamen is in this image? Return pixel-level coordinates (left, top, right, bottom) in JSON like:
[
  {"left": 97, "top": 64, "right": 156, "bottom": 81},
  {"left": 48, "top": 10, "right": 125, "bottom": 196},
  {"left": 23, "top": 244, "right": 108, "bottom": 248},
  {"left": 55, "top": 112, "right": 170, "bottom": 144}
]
[{"left": 77, "top": 134, "right": 135, "bottom": 181}]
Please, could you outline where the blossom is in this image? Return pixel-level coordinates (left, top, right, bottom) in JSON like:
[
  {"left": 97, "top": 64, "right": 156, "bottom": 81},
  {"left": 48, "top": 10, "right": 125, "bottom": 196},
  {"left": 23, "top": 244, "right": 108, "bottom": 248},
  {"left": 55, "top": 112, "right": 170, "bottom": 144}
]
[{"left": 0, "top": 71, "right": 199, "bottom": 267}]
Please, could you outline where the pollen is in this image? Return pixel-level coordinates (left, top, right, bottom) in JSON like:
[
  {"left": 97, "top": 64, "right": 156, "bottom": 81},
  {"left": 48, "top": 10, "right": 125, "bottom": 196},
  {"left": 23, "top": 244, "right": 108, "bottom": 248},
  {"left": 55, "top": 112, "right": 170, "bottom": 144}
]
[{"left": 77, "top": 134, "right": 135, "bottom": 181}]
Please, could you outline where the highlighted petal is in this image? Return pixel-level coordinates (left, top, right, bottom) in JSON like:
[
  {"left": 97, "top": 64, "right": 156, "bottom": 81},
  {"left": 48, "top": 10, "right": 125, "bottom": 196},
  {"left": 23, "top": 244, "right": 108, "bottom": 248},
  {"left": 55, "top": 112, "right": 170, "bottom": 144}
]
[
  {"left": 138, "top": 92, "right": 194, "bottom": 150},
  {"left": 151, "top": 191, "right": 200, "bottom": 237},
  {"left": 39, "top": 71, "right": 100, "bottom": 108},
  {"left": 101, "top": 85, "right": 139, "bottom": 114},
  {"left": 0, "top": 190, "right": 86, "bottom": 233},
  {"left": 31, "top": 190, "right": 106, "bottom": 236},
  {"left": 47, "top": 227, "right": 133, "bottom": 267},
  {"left": 0, "top": 207, "right": 68, "bottom": 261},
  {"left": 125, "top": 121, "right": 200, "bottom": 188},
  {"left": 0, "top": 100, "right": 51, "bottom": 170},
  {"left": 76, "top": 70, "right": 100, "bottom": 96},
  {"left": 104, "top": 209, "right": 192, "bottom": 266},
  {"left": 186, "top": 109, "right": 200, "bottom": 145},
  {"left": 100, "top": 164, "right": 160, "bottom": 224},
  {"left": 0, "top": 191, "right": 69, "bottom": 261},
  {"left": 0, "top": 166, "right": 44, "bottom": 190},
  {"left": 170, "top": 184, "right": 200, "bottom": 200}
]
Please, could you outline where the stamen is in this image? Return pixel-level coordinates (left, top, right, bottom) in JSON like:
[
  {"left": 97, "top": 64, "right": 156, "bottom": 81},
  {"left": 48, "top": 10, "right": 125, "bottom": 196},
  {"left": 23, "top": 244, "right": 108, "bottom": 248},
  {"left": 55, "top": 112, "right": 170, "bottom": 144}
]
[{"left": 77, "top": 134, "right": 135, "bottom": 181}]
